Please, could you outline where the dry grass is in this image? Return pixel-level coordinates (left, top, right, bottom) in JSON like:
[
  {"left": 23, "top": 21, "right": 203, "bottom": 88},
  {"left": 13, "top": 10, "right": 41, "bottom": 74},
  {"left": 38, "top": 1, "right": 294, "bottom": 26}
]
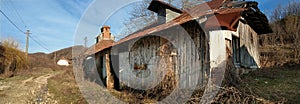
[
  {"left": 185, "top": 65, "right": 300, "bottom": 104},
  {"left": 114, "top": 69, "right": 176, "bottom": 103},
  {"left": 114, "top": 60, "right": 298, "bottom": 103},
  {"left": 28, "top": 53, "right": 57, "bottom": 70},
  {"left": 260, "top": 44, "right": 300, "bottom": 68},
  {"left": 239, "top": 65, "right": 300, "bottom": 103},
  {"left": 48, "top": 67, "right": 87, "bottom": 104}
]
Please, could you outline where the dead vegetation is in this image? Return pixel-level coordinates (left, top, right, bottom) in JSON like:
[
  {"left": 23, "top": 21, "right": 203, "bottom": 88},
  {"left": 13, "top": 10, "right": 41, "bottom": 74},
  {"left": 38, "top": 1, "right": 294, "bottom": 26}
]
[
  {"left": 0, "top": 38, "right": 28, "bottom": 78},
  {"left": 112, "top": 67, "right": 177, "bottom": 103},
  {"left": 109, "top": 64, "right": 297, "bottom": 104},
  {"left": 48, "top": 67, "right": 87, "bottom": 104},
  {"left": 211, "top": 86, "right": 274, "bottom": 104},
  {"left": 259, "top": 1, "right": 300, "bottom": 68},
  {"left": 239, "top": 65, "right": 300, "bottom": 104},
  {"left": 186, "top": 65, "right": 299, "bottom": 104},
  {"left": 186, "top": 57, "right": 272, "bottom": 104},
  {"left": 0, "top": 43, "right": 87, "bottom": 103},
  {"left": 27, "top": 47, "right": 88, "bottom": 104}
]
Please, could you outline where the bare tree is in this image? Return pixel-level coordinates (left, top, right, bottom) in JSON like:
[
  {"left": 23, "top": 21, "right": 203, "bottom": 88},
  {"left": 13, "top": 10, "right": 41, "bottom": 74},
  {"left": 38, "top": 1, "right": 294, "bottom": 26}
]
[
  {"left": 179, "top": 0, "right": 205, "bottom": 9},
  {"left": 267, "top": 1, "right": 300, "bottom": 59},
  {"left": 120, "top": 0, "right": 205, "bottom": 38}
]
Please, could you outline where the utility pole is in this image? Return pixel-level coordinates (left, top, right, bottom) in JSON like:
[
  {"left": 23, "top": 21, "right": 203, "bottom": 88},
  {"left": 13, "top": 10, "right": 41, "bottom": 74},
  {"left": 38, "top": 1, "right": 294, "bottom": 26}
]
[
  {"left": 84, "top": 37, "right": 87, "bottom": 48},
  {"left": 54, "top": 52, "right": 57, "bottom": 65},
  {"left": 25, "top": 30, "right": 31, "bottom": 63}
]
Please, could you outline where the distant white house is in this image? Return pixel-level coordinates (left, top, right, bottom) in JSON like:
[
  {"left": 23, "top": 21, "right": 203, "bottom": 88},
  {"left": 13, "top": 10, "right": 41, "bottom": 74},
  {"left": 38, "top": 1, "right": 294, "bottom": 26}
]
[{"left": 57, "top": 58, "right": 71, "bottom": 66}]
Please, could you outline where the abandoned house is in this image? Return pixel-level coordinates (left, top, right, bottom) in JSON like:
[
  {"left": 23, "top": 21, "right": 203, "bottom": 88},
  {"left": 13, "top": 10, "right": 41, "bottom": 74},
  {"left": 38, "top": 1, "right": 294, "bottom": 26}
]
[
  {"left": 84, "top": 26, "right": 115, "bottom": 87},
  {"left": 83, "top": 0, "right": 272, "bottom": 90}
]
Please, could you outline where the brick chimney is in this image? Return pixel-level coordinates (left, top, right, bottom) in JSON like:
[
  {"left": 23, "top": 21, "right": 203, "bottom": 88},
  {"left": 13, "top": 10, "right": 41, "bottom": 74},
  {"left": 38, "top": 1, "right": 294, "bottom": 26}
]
[{"left": 96, "top": 26, "right": 115, "bottom": 43}]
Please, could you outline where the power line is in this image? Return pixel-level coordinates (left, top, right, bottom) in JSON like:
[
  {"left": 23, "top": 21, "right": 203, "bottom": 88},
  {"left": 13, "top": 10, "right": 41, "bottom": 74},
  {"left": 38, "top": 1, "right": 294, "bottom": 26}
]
[
  {"left": 8, "top": 0, "right": 27, "bottom": 28},
  {"left": 2, "top": 1, "right": 19, "bottom": 22},
  {"left": 29, "top": 31, "right": 52, "bottom": 49},
  {"left": 0, "top": 9, "right": 24, "bottom": 33},
  {"left": 28, "top": 35, "right": 51, "bottom": 52},
  {"left": 2, "top": 0, "right": 25, "bottom": 28},
  {"left": 0, "top": 9, "right": 51, "bottom": 52}
]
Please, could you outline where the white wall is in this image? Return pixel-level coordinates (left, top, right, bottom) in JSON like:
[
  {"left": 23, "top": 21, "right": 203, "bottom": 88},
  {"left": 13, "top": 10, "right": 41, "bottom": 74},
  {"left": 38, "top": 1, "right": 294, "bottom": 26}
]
[
  {"left": 237, "top": 22, "right": 260, "bottom": 68},
  {"left": 209, "top": 30, "right": 231, "bottom": 69},
  {"left": 57, "top": 59, "right": 70, "bottom": 66},
  {"left": 166, "top": 9, "right": 180, "bottom": 22}
]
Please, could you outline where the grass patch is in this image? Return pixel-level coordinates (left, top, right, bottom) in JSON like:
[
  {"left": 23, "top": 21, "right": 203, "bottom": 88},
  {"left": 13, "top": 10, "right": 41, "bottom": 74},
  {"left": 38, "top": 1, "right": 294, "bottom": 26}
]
[
  {"left": 48, "top": 68, "right": 87, "bottom": 104},
  {"left": 240, "top": 65, "right": 300, "bottom": 103}
]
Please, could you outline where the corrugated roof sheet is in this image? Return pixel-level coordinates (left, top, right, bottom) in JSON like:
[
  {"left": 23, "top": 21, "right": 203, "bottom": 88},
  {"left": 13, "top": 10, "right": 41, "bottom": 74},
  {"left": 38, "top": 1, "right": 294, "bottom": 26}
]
[
  {"left": 84, "top": 40, "right": 114, "bottom": 55},
  {"left": 114, "top": 0, "right": 228, "bottom": 46},
  {"left": 89, "top": 0, "right": 271, "bottom": 54},
  {"left": 205, "top": 8, "right": 246, "bottom": 31}
]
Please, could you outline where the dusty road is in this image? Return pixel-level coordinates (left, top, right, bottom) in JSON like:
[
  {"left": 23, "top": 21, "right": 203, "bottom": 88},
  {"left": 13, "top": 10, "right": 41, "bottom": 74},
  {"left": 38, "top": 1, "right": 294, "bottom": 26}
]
[{"left": 0, "top": 70, "right": 63, "bottom": 104}]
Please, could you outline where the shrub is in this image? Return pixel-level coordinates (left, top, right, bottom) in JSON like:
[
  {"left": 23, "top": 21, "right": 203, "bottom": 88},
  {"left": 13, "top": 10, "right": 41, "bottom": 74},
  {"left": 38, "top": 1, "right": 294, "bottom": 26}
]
[{"left": 0, "top": 38, "right": 28, "bottom": 77}]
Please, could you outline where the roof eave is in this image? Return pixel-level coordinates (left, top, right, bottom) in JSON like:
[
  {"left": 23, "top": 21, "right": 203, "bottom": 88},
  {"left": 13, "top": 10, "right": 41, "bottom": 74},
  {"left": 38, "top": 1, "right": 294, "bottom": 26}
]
[{"left": 148, "top": 0, "right": 183, "bottom": 14}]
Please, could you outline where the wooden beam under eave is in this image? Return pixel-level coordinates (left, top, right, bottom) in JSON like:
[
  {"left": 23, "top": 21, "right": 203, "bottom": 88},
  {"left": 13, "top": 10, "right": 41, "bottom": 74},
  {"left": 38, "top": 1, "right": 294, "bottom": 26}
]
[{"left": 106, "top": 53, "right": 114, "bottom": 90}]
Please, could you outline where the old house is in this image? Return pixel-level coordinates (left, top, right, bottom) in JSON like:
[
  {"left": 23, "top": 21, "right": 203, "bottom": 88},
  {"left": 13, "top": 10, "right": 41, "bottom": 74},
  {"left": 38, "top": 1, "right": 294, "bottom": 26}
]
[
  {"left": 84, "top": 0, "right": 272, "bottom": 90},
  {"left": 84, "top": 26, "right": 118, "bottom": 88}
]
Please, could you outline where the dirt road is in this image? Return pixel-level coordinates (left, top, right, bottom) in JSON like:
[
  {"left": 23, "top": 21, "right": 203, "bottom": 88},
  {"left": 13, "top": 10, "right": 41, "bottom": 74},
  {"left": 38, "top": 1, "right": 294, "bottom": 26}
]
[{"left": 0, "top": 70, "right": 63, "bottom": 104}]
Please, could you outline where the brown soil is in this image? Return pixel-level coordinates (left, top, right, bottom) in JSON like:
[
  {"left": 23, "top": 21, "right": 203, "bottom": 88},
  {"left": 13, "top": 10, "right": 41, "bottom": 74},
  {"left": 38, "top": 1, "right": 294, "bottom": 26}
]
[{"left": 0, "top": 69, "right": 63, "bottom": 104}]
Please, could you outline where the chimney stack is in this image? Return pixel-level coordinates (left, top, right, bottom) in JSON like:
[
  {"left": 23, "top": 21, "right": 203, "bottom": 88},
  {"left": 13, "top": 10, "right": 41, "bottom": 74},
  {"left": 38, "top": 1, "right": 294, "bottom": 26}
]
[
  {"left": 96, "top": 26, "right": 115, "bottom": 43},
  {"left": 101, "top": 26, "right": 111, "bottom": 39}
]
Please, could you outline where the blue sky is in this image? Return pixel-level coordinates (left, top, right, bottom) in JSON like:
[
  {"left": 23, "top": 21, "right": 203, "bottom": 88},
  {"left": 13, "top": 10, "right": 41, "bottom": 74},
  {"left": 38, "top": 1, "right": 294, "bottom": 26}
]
[
  {"left": 0, "top": 0, "right": 93, "bottom": 53},
  {"left": 0, "top": 0, "right": 293, "bottom": 53}
]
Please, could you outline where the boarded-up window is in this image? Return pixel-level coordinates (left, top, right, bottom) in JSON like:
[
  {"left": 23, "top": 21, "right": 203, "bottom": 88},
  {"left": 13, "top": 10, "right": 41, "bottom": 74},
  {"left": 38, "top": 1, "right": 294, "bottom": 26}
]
[
  {"left": 102, "top": 56, "right": 106, "bottom": 78},
  {"left": 232, "top": 36, "right": 240, "bottom": 66}
]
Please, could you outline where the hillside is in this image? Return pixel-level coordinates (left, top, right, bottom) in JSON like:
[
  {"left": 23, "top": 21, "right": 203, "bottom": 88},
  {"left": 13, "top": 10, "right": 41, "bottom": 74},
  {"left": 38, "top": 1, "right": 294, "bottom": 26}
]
[
  {"left": 28, "top": 45, "right": 86, "bottom": 68},
  {"left": 48, "top": 45, "right": 86, "bottom": 60},
  {"left": 0, "top": 45, "right": 88, "bottom": 103}
]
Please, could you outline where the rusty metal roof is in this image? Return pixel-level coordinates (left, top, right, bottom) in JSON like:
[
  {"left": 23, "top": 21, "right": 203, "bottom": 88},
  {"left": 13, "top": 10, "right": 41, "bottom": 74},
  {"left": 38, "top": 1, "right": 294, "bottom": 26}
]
[
  {"left": 114, "top": 0, "right": 230, "bottom": 45},
  {"left": 91, "top": 0, "right": 272, "bottom": 54},
  {"left": 84, "top": 40, "right": 114, "bottom": 55},
  {"left": 241, "top": 9, "right": 273, "bottom": 34},
  {"left": 205, "top": 8, "right": 246, "bottom": 31}
]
